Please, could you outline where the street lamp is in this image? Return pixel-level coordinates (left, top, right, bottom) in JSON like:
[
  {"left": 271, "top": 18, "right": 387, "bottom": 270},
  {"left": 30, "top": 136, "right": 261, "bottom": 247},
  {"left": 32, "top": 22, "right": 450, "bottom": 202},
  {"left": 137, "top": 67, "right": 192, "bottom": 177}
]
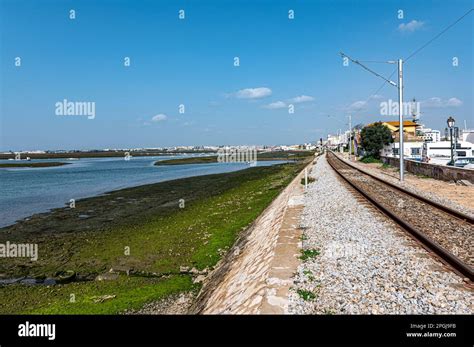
[
  {"left": 447, "top": 116, "right": 455, "bottom": 128},
  {"left": 447, "top": 116, "right": 455, "bottom": 165}
]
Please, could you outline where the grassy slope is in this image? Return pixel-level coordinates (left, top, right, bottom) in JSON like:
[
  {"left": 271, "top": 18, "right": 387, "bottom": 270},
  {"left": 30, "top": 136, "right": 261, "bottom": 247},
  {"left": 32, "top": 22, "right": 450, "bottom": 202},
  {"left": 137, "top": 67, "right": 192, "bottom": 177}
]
[
  {"left": 0, "top": 275, "right": 194, "bottom": 314},
  {"left": 0, "top": 160, "right": 309, "bottom": 314}
]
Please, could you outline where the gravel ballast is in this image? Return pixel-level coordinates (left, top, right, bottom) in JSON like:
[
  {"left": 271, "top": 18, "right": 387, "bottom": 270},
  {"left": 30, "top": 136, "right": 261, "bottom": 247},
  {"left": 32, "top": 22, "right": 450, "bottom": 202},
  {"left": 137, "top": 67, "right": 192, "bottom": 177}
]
[
  {"left": 288, "top": 154, "right": 473, "bottom": 314},
  {"left": 350, "top": 158, "right": 474, "bottom": 219}
]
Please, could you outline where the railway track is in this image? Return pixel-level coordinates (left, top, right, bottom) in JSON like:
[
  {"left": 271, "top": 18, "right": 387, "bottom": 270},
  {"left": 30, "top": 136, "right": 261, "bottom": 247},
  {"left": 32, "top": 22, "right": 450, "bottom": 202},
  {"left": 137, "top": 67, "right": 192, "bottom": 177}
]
[{"left": 326, "top": 151, "right": 474, "bottom": 281}]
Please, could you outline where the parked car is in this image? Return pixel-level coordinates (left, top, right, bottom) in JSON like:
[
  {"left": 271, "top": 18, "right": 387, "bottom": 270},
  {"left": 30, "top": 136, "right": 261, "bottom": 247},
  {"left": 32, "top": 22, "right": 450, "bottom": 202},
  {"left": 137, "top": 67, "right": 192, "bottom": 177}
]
[{"left": 453, "top": 157, "right": 474, "bottom": 168}]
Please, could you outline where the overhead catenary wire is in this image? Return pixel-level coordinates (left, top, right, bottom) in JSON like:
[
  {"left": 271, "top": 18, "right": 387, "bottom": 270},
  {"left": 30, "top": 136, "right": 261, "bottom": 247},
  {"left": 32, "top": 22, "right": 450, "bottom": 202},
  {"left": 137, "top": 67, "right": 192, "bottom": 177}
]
[
  {"left": 340, "top": 52, "right": 397, "bottom": 86},
  {"left": 404, "top": 8, "right": 473, "bottom": 62},
  {"left": 343, "top": 8, "right": 473, "bottom": 115},
  {"left": 352, "top": 68, "right": 397, "bottom": 117},
  {"left": 356, "top": 60, "right": 394, "bottom": 64}
]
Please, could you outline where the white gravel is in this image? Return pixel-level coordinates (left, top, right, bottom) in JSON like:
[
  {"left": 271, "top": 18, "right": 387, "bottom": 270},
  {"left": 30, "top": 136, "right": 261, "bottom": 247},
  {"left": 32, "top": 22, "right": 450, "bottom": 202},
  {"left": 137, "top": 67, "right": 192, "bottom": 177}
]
[
  {"left": 288, "top": 154, "right": 473, "bottom": 314},
  {"left": 350, "top": 159, "right": 474, "bottom": 219}
]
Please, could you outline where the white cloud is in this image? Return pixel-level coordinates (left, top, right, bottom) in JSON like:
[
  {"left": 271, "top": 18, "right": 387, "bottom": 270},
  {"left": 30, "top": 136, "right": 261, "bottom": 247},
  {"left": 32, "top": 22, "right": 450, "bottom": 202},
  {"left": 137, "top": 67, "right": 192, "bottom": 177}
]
[
  {"left": 398, "top": 20, "right": 425, "bottom": 33},
  {"left": 234, "top": 87, "right": 272, "bottom": 99},
  {"left": 421, "top": 97, "right": 463, "bottom": 108},
  {"left": 151, "top": 114, "right": 167, "bottom": 122},
  {"left": 263, "top": 94, "right": 315, "bottom": 110},
  {"left": 289, "top": 95, "right": 315, "bottom": 103},
  {"left": 370, "top": 94, "right": 384, "bottom": 100},
  {"left": 263, "top": 101, "right": 287, "bottom": 109},
  {"left": 446, "top": 97, "right": 463, "bottom": 107},
  {"left": 348, "top": 100, "right": 367, "bottom": 111}
]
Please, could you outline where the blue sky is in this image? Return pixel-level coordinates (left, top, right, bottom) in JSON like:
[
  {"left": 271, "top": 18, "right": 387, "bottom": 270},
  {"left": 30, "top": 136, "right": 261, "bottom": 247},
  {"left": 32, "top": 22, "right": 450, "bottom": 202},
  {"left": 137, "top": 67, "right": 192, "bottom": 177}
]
[{"left": 1, "top": 0, "right": 472, "bottom": 150}]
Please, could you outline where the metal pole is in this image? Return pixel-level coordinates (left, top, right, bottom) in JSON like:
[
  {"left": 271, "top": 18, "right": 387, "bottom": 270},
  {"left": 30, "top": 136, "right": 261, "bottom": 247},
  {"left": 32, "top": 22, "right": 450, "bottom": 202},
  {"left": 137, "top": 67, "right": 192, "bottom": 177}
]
[
  {"left": 305, "top": 168, "right": 308, "bottom": 190},
  {"left": 338, "top": 129, "right": 341, "bottom": 153},
  {"left": 348, "top": 115, "right": 352, "bottom": 160},
  {"left": 450, "top": 127, "right": 454, "bottom": 165},
  {"left": 454, "top": 127, "right": 458, "bottom": 163},
  {"left": 398, "top": 59, "right": 404, "bottom": 181}
]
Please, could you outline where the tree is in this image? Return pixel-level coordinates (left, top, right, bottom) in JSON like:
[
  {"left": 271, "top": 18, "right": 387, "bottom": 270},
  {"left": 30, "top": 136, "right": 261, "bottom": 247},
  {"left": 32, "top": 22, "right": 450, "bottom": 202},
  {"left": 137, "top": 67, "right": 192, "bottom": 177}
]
[{"left": 360, "top": 122, "right": 393, "bottom": 158}]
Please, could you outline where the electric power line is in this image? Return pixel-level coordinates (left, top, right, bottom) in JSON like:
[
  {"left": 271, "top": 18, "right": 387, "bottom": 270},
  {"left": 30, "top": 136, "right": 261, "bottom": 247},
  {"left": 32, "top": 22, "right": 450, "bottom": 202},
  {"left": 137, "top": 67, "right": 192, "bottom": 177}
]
[
  {"left": 349, "top": 68, "right": 397, "bottom": 117},
  {"left": 342, "top": 8, "right": 473, "bottom": 119},
  {"left": 340, "top": 52, "right": 396, "bottom": 86},
  {"left": 357, "top": 60, "right": 395, "bottom": 64},
  {"left": 404, "top": 8, "right": 473, "bottom": 62}
]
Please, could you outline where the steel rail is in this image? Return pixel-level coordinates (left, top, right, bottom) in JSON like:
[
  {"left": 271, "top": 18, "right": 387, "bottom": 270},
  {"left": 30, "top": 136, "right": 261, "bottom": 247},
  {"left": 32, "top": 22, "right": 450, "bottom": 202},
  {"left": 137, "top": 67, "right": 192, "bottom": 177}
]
[
  {"left": 329, "top": 152, "right": 474, "bottom": 224},
  {"left": 327, "top": 151, "right": 473, "bottom": 281}
]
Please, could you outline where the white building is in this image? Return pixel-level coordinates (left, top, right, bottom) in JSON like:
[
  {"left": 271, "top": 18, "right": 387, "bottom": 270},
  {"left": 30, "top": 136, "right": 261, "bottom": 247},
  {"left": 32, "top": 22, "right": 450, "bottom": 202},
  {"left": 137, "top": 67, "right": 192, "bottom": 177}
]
[
  {"left": 422, "top": 140, "right": 474, "bottom": 165},
  {"left": 326, "top": 131, "right": 350, "bottom": 149},
  {"left": 461, "top": 129, "right": 474, "bottom": 143},
  {"left": 381, "top": 141, "right": 425, "bottom": 160},
  {"left": 418, "top": 128, "right": 441, "bottom": 143},
  {"left": 382, "top": 139, "right": 474, "bottom": 164}
]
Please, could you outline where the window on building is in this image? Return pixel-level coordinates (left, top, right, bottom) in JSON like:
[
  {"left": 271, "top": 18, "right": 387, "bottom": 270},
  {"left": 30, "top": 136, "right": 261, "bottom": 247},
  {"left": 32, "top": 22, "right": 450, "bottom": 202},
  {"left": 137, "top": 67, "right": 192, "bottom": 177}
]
[
  {"left": 411, "top": 148, "right": 421, "bottom": 155},
  {"left": 456, "top": 151, "right": 466, "bottom": 157},
  {"left": 393, "top": 148, "right": 399, "bottom": 155}
]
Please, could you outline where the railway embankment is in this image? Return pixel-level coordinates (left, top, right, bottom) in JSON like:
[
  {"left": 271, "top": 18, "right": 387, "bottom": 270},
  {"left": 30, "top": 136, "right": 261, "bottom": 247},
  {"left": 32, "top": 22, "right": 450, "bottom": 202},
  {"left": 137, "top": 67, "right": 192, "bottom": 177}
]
[{"left": 288, "top": 154, "right": 473, "bottom": 314}]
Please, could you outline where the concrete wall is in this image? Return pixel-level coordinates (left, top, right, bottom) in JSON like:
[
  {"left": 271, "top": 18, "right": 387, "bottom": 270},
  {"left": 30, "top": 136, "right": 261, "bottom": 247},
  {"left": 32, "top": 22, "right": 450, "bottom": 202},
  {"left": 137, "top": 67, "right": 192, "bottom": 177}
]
[{"left": 381, "top": 156, "right": 474, "bottom": 183}]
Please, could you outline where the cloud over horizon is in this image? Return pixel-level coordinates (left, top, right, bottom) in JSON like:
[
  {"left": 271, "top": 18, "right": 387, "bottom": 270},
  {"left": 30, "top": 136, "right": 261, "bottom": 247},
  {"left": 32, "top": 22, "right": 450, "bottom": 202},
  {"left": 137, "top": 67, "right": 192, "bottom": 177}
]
[
  {"left": 263, "top": 101, "right": 287, "bottom": 109},
  {"left": 233, "top": 87, "right": 272, "bottom": 99},
  {"left": 151, "top": 114, "right": 168, "bottom": 122},
  {"left": 263, "top": 95, "right": 315, "bottom": 110},
  {"left": 421, "top": 97, "right": 463, "bottom": 108},
  {"left": 289, "top": 95, "right": 315, "bottom": 103},
  {"left": 347, "top": 100, "right": 368, "bottom": 112},
  {"left": 398, "top": 20, "right": 425, "bottom": 33}
]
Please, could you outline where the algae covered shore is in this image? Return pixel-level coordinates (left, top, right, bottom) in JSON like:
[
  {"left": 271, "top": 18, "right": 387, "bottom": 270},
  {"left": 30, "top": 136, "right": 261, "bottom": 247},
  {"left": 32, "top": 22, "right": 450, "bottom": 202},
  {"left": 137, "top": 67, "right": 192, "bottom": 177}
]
[
  {"left": 0, "top": 162, "right": 70, "bottom": 168},
  {"left": 0, "top": 155, "right": 312, "bottom": 314},
  {"left": 154, "top": 150, "right": 312, "bottom": 166}
]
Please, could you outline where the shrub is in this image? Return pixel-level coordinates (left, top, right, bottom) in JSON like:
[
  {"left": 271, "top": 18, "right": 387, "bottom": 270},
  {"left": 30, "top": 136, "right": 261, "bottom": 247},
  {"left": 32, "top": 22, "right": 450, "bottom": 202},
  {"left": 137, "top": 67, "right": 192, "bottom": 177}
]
[
  {"left": 360, "top": 122, "right": 393, "bottom": 158},
  {"left": 297, "top": 289, "right": 317, "bottom": 301},
  {"left": 299, "top": 249, "right": 320, "bottom": 261},
  {"left": 300, "top": 177, "right": 316, "bottom": 185},
  {"left": 360, "top": 156, "right": 382, "bottom": 164}
]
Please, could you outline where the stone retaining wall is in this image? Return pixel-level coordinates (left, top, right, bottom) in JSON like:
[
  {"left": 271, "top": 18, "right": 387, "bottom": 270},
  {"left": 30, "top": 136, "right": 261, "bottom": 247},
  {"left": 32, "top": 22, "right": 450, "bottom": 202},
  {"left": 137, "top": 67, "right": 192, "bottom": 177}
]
[{"left": 381, "top": 157, "right": 474, "bottom": 183}]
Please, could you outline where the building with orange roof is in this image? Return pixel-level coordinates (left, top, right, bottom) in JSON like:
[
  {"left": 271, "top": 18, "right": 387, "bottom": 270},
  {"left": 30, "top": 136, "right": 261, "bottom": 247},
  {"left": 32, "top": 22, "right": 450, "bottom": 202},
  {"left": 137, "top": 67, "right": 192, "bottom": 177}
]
[{"left": 379, "top": 120, "right": 418, "bottom": 135}]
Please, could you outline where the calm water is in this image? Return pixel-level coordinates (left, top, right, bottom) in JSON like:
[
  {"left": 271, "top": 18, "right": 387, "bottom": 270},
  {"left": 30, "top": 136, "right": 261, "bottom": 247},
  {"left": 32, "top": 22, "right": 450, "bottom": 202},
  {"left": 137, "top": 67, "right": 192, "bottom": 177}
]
[{"left": 0, "top": 156, "right": 283, "bottom": 228}]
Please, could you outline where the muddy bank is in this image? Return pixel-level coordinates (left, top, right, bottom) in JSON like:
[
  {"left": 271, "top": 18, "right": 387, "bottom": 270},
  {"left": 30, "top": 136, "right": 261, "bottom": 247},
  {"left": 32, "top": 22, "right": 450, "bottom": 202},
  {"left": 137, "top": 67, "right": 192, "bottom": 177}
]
[
  {"left": 0, "top": 162, "right": 70, "bottom": 168},
  {"left": 0, "top": 160, "right": 311, "bottom": 314}
]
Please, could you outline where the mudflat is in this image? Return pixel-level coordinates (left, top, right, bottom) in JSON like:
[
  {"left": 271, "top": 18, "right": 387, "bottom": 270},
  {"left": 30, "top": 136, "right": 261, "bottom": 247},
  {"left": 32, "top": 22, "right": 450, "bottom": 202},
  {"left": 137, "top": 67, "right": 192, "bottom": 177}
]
[{"left": 0, "top": 158, "right": 311, "bottom": 314}]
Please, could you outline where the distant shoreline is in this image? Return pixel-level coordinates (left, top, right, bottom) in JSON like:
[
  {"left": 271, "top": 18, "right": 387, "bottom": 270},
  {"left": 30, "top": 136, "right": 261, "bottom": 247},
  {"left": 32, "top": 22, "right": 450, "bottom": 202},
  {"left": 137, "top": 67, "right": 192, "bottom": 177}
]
[
  {"left": 154, "top": 151, "right": 313, "bottom": 166},
  {"left": 0, "top": 150, "right": 215, "bottom": 160},
  {"left": 0, "top": 162, "right": 70, "bottom": 168}
]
